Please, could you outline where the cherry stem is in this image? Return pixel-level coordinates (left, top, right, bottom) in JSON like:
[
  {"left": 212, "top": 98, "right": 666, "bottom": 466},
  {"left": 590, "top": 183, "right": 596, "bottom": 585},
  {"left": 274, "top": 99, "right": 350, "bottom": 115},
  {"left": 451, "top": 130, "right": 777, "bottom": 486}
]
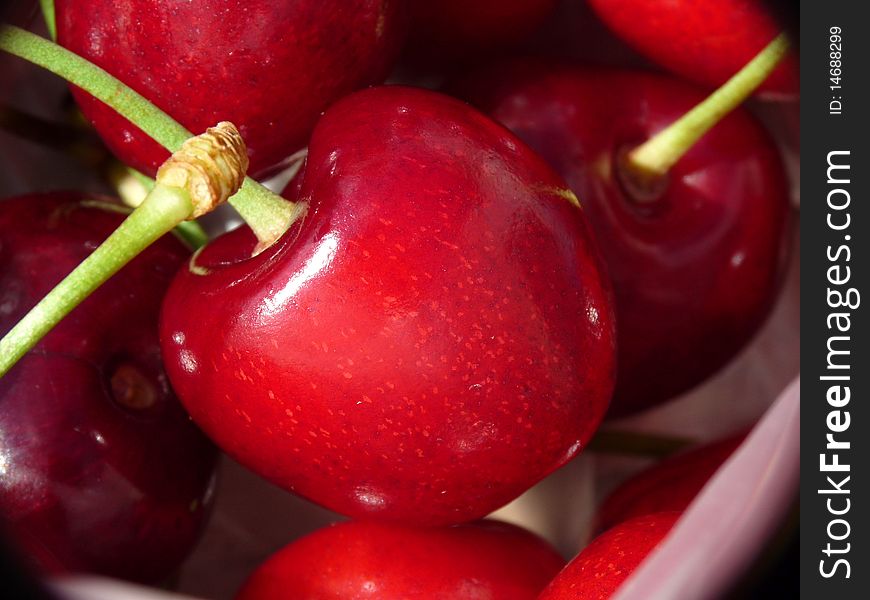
[
  {"left": 624, "top": 34, "right": 790, "bottom": 189},
  {"left": 173, "top": 220, "right": 209, "bottom": 249},
  {"left": 0, "top": 25, "right": 302, "bottom": 247},
  {"left": 0, "top": 122, "right": 247, "bottom": 377},
  {"left": 108, "top": 164, "right": 153, "bottom": 208},
  {"left": 587, "top": 429, "right": 693, "bottom": 458},
  {"left": 0, "top": 104, "right": 208, "bottom": 248},
  {"left": 0, "top": 184, "right": 193, "bottom": 377},
  {"left": 108, "top": 165, "right": 209, "bottom": 248},
  {"left": 39, "top": 0, "right": 56, "bottom": 40}
]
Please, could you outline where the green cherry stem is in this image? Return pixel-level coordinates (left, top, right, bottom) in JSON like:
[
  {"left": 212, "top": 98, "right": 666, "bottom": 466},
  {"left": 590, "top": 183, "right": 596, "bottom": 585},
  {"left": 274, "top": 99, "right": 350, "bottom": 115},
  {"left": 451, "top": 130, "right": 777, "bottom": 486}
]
[
  {"left": 39, "top": 0, "right": 56, "bottom": 40},
  {"left": 108, "top": 165, "right": 209, "bottom": 249},
  {"left": 624, "top": 33, "right": 790, "bottom": 190},
  {"left": 172, "top": 219, "right": 209, "bottom": 249},
  {"left": 0, "top": 185, "right": 192, "bottom": 377},
  {"left": 0, "top": 103, "right": 208, "bottom": 248},
  {"left": 0, "top": 25, "right": 302, "bottom": 247},
  {"left": 0, "top": 122, "right": 247, "bottom": 377}
]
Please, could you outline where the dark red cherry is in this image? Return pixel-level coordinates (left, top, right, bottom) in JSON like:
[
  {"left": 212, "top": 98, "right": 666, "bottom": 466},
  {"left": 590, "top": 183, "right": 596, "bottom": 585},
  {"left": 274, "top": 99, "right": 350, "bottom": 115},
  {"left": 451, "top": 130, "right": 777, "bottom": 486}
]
[
  {"left": 160, "top": 86, "right": 616, "bottom": 525},
  {"left": 408, "top": 0, "right": 557, "bottom": 63},
  {"left": 0, "top": 193, "right": 218, "bottom": 583},
  {"left": 55, "top": 0, "right": 407, "bottom": 178},
  {"left": 236, "top": 520, "right": 565, "bottom": 599},
  {"left": 458, "top": 63, "right": 791, "bottom": 415},
  {"left": 595, "top": 434, "right": 745, "bottom": 534},
  {"left": 538, "top": 512, "right": 680, "bottom": 600},
  {"left": 586, "top": 0, "right": 799, "bottom": 98}
]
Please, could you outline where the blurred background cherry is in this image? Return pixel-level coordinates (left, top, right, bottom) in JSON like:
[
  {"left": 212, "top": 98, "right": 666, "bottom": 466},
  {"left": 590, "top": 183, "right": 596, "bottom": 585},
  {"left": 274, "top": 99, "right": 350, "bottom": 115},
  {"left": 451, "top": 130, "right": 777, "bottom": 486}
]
[{"left": 0, "top": 194, "right": 218, "bottom": 583}]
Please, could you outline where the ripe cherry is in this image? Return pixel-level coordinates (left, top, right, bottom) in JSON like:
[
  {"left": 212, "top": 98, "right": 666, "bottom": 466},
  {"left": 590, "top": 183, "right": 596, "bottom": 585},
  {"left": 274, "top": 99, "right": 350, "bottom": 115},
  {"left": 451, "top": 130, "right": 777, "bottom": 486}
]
[
  {"left": 235, "top": 520, "right": 565, "bottom": 599},
  {"left": 160, "top": 86, "right": 616, "bottom": 525},
  {"left": 458, "top": 63, "right": 791, "bottom": 415},
  {"left": 0, "top": 193, "right": 217, "bottom": 583},
  {"left": 595, "top": 434, "right": 745, "bottom": 534},
  {"left": 586, "top": 0, "right": 798, "bottom": 98},
  {"left": 538, "top": 512, "right": 680, "bottom": 600},
  {"left": 55, "top": 0, "right": 407, "bottom": 178}
]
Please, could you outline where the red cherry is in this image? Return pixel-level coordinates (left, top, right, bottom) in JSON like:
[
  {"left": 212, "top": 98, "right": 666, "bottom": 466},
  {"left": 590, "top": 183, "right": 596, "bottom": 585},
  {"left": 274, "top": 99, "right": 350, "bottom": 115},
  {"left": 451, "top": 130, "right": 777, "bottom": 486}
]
[
  {"left": 0, "top": 193, "right": 217, "bottom": 583},
  {"left": 595, "top": 434, "right": 745, "bottom": 534},
  {"left": 458, "top": 63, "right": 791, "bottom": 415},
  {"left": 586, "top": 0, "right": 798, "bottom": 98},
  {"left": 519, "top": 0, "right": 650, "bottom": 69},
  {"left": 538, "top": 512, "right": 680, "bottom": 600},
  {"left": 160, "top": 86, "right": 616, "bottom": 525},
  {"left": 55, "top": 0, "right": 407, "bottom": 178},
  {"left": 236, "top": 520, "right": 565, "bottom": 599}
]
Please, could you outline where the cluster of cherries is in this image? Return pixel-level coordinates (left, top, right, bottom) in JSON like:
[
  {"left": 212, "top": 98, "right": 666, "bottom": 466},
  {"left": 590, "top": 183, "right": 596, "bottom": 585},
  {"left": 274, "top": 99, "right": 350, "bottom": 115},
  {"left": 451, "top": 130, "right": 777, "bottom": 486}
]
[{"left": 0, "top": 0, "right": 796, "bottom": 598}]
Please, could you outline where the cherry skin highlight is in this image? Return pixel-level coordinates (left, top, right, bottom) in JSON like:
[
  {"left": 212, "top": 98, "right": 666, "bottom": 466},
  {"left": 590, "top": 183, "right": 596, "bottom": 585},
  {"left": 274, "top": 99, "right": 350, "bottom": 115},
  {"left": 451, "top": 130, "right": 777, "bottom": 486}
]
[
  {"left": 587, "top": 0, "right": 799, "bottom": 98},
  {"left": 0, "top": 193, "right": 218, "bottom": 583},
  {"left": 55, "top": 0, "right": 407, "bottom": 178},
  {"left": 458, "top": 63, "right": 791, "bottom": 416},
  {"left": 160, "top": 86, "right": 616, "bottom": 525},
  {"left": 236, "top": 520, "right": 566, "bottom": 600},
  {"left": 594, "top": 434, "right": 745, "bottom": 534},
  {"left": 538, "top": 512, "right": 680, "bottom": 600}
]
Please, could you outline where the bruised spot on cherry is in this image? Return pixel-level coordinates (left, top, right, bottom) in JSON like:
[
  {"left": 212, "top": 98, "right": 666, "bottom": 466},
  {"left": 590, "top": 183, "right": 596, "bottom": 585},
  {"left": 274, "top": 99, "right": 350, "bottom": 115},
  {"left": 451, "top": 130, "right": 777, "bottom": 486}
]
[{"left": 109, "top": 363, "right": 159, "bottom": 411}]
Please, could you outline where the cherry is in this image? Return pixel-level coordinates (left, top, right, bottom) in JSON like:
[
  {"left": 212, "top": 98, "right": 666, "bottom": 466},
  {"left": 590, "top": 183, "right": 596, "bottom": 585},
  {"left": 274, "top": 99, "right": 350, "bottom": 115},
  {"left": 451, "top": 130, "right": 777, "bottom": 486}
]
[
  {"left": 235, "top": 520, "right": 565, "bottom": 599},
  {"left": 407, "top": 0, "right": 557, "bottom": 63},
  {"left": 160, "top": 85, "right": 616, "bottom": 525},
  {"left": 519, "top": 0, "right": 649, "bottom": 69},
  {"left": 586, "top": 0, "right": 798, "bottom": 98},
  {"left": 538, "top": 512, "right": 680, "bottom": 600},
  {"left": 457, "top": 63, "right": 791, "bottom": 415},
  {"left": 595, "top": 434, "right": 745, "bottom": 534},
  {"left": 55, "top": 0, "right": 407, "bottom": 178},
  {"left": 0, "top": 193, "right": 218, "bottom": 583}
]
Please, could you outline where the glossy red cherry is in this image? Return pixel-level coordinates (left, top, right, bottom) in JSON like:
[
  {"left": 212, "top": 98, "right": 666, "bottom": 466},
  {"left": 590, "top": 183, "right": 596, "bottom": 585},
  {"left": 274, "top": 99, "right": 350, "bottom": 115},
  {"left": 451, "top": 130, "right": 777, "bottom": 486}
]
[
  {"left": 458, "top": 63, "right": 791, "bottom": 415},
  {"left": 586, "top": 0, "right": 798, "bottom": 98},
  {"left": 161, "top": 86, "right": 616, "bottom": 525},
  {"left": 0, "top": 193, "right": 218, "bottom": 583},
  {"left": 55, "top": 0, "right": 406, "bottom": 178},
  {"left": 538, "top": 512, "right": 680, "bottom": 600},
  {"left": 595, "top": 434, "right": 745, "bottom": 534},
  {"left": 408, "top": 0, "right": 557, "bottom": 62},
  {"left": 236, "top": 520, "right": 565, "bottom": 599}
]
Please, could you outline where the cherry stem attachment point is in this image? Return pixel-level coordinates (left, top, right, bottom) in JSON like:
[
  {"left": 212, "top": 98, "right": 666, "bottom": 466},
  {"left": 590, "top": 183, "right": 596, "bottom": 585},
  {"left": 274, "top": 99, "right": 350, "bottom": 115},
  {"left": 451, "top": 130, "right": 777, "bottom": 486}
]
[
  {"left": 0, "top": 122, "right": 247, "bottom": 378},
  {"left": 0, "top": 25, "right": 299, "bottom": 248},
  {"left": 113, "top": 167, "right": 209, "bottom": 249},
  {"left": 0, "top": 103, "right": 207, "bottom": 249},
  {"left": 624, "top": 33, "right": 790, "bottom": 193},
  {"left": 0, "top": 185, "right": 191, "bottom": 377}
]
